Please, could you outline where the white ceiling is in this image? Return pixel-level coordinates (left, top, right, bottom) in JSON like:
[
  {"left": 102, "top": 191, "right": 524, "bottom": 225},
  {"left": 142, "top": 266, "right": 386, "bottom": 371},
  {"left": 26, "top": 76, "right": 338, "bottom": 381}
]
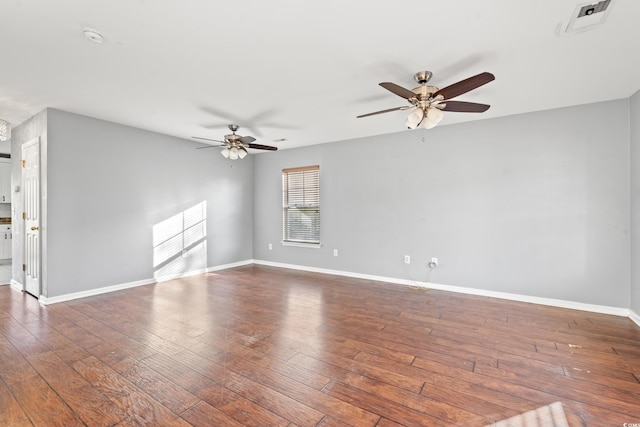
[{"left": 1, "top": 0, "right": 639, "bottom": 150}]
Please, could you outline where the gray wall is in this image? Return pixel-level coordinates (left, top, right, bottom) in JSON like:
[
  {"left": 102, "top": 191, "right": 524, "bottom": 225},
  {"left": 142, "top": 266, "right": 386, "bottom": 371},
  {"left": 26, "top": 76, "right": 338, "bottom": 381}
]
[
  {"left": 254, "top": 100, "right": 631, "bottom": 307},
  {"left": 8, "top": 98, "right": 635, "bottom": 308},
  {"left": 631, "top": 89, "right": 640, "bottom": 315},
  {"left": 15, "top": 109, "right": 254, "bottom": 298}
]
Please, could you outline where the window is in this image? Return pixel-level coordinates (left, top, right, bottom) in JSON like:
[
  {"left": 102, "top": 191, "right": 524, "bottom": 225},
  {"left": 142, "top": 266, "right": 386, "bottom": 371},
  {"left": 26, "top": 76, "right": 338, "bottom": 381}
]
[{"left": 282, "top": 165, "right": 320, "bottom": 245}]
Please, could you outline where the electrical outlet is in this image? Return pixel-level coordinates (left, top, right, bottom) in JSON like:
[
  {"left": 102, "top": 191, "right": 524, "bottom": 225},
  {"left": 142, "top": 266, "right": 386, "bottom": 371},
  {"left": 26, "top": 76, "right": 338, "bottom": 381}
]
[
  {"left": 404, "top": 255, "right": 410, "bottom": 264},
  {"left": 268, "top": 243, "right": 273, "bottom": 250},
  {"left": 429, "top": 257, "right": 438, "bottom": 269},
  {"left": 333, "top": 249, "right": 338, "bottom": 257}
]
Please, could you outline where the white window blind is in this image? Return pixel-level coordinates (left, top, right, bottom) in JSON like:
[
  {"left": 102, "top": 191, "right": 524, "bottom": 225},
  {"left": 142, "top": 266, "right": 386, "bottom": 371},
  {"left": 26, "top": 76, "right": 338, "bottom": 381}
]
[{"left": 282, "top": 165, "right": 320, "bottom": 244}]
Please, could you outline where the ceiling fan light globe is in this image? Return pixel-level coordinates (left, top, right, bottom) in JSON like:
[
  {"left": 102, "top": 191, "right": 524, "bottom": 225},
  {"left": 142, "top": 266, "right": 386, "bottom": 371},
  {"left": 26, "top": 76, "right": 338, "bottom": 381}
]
[
  {"left": 426, "top": 107, "right": 444, "bottom": 124},
  {"left": 405, "top": 108, "right": 424, "bottom": 129},
  {"left": 238, "top": 148, "right": 248, "bottom": 159},
  {"left": 220, "top": 147, "right": 230, "bottom": 158},
  {"left": 229, "top": 146, "right": 239, "bottom": 160},
  {"left": 420, "top": 118, "right": 438, "bottom": 129}
]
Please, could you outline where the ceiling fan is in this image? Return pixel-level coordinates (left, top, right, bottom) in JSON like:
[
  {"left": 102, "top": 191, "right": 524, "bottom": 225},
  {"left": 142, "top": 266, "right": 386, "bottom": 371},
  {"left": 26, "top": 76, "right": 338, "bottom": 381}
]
[
  {"left": 358, "top": 71, "right": 495, "bottom": 129},
  {"left": 192, "top": 124, "right": 278, "bottom": 160}
]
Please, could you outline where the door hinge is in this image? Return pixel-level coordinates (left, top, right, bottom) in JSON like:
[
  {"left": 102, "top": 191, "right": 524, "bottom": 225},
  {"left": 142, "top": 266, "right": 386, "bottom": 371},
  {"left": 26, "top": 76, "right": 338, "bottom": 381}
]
[
  {"left": 22, "top": 264, "right": 26, "bottom": 272},
  {"left": 22, "top": 160, "right": 26, "bottom": 168},
  {"left": 22, "top": 212, "right": 26, "bottom": 220}
]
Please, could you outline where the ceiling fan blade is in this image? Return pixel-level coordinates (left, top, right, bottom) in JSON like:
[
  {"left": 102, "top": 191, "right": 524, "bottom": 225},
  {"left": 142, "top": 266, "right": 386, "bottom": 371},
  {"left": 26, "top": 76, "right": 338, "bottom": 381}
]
[
  {"left": 357, "top": 106, "right": 411, "bottom": 118},
  {"left": 438, "top": 101, "right": 491, "bottom": 113},
  {"left": 192, "top": 136, "right": 226, "bottom": 143},
  {"left": 379, "top": 82, "right": 416, "bottom": 100},
  {"left": 432, "top": 72, "right": 495, "bottom": 100},
  {"left": 247, "top": 143, "right": 278, "bottom": 151},
  {"left": 196, "top": 145, "right": 225, "bottom": 150},
  {"left": 202, "top": 122, "right": 232, "bottom": 129},
  {"left": 239, "top": 135, "right": 256, "bottom": 144}
]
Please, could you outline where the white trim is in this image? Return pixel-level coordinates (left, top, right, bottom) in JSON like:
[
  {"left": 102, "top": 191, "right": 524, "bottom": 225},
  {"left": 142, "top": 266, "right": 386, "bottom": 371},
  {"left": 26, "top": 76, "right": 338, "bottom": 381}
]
[
  {"left": 281, "top": 241, "right": 322, "bottom": 248},
  {"left": 154, "top": 268, "right": 209, "bottom": 283},
  {"left": 10, "top": 279, "right": 23, "bottom": 292},
  {"left": 38, "top": 259, "right": 254, "bottom": 305},
  {"left": 24, "top": 258, "right": 640, "bottom": 324},
  {"left": 39, "top": 277, "right": 157, "bottom": 305},
  {"left": 254, "top": 259, "right": 413, "bottom": 285},
  {"left": 629, "top": 309, "right": 640, "bottom": 327},
  {"left": 253, "top": 260, "right": 631, "bottom": 318},
  {"left": 206, "top": 259, "right": 254, "bottom": 273},
  {"left": 424, "top": 281, "right": 629, "bottom": 317}
]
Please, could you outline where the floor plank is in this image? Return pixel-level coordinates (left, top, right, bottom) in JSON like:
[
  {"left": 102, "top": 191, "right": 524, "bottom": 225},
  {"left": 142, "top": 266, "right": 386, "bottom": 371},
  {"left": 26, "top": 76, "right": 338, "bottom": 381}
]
[
  {"left": 0, "top": 363, "right": 85, "bottom": 427},
  {"left": 72, "top": 356, "right": 191, "bottom": 427},
  {"left": 0, "top": 377, "right": 32, "bottom": 427},
  {"left": 26, "top": 351, "right": 126, "bottom": 426}
]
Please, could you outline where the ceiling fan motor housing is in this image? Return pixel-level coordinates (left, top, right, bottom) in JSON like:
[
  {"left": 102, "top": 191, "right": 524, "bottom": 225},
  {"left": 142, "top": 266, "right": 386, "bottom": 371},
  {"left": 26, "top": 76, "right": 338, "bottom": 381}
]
[{"left": 410, "top": 85, "right": 440, "bottom": 108}]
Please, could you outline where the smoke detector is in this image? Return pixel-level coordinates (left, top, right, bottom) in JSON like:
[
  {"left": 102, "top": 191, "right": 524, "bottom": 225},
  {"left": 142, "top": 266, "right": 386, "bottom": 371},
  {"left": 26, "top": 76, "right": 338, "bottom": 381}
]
[
  {"left": 556, "top": 0, "right": 617, "bottom": 36},
  {"left": 83, "top": 28, "right": 104, "bottom": 44}
]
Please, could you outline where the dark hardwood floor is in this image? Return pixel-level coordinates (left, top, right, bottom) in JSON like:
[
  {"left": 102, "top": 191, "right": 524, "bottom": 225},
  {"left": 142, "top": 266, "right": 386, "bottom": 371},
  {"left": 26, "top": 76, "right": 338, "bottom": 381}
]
[{"left": 1, "top": 264, "right": 640, "bottom": 426}]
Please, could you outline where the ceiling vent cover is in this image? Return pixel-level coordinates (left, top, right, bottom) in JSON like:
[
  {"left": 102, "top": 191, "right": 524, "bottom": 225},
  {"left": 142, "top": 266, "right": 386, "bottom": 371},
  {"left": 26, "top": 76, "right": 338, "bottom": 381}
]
[{"left": 557, "top": 0, "right": 616, "bottom": 35}]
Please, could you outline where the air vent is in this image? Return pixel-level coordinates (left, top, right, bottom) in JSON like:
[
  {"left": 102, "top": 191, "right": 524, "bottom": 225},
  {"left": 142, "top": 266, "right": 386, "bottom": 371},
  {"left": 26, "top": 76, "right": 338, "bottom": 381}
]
[
  {"left": 577, "top": 0, "right": 611, "bottom": 17},
  {"left": 556, "top": 0, "right": 617, "bottom": 35}
]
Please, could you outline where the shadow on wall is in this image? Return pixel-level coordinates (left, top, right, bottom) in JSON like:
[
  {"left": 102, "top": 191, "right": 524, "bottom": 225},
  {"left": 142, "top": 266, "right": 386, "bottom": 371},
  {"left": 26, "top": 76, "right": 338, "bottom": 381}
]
[{"left": 153, "top": 201, "right": 207, "bottom": 281}]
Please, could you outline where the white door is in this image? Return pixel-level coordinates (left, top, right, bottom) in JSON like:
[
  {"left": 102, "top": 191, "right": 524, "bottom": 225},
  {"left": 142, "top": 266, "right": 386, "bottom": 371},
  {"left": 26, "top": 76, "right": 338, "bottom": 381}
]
[{"left": 22, "top": 139, "right": 40, "bottom": 297}]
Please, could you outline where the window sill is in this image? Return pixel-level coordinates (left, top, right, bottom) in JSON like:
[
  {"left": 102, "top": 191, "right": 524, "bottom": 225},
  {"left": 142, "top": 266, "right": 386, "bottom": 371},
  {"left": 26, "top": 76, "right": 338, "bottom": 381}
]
[{"left": 281, "top": 241, "right": 322, "bottom": 248}]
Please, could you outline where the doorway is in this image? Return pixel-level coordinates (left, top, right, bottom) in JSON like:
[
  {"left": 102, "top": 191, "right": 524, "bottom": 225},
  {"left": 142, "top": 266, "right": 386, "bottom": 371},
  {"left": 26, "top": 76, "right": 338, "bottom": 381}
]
[
  {"left": 22, "top": 139, "right": 40, "bottom": 297},
  {"left": 0, "top": 150, "right": 12, "bottom": 285}
]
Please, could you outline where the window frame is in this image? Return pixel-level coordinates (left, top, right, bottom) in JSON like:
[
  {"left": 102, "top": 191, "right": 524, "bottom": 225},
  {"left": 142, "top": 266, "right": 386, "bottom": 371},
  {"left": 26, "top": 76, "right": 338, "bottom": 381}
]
[{"left": 282, "top": 165, "right": 320, "bottom": 247}]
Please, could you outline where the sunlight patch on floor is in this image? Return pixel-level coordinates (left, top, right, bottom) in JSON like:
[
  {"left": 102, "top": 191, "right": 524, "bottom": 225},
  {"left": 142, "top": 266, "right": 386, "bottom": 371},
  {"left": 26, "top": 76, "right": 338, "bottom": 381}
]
[{"left": 486, "top": 402, "right": 569, "bottom": 427}]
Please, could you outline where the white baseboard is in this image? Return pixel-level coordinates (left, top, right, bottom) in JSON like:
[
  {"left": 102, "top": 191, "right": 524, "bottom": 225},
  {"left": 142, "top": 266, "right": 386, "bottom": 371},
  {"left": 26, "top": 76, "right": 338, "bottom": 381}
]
[
  {"left": 423, "top": 281, "right": 629, "bottom": 317},
  {"left": 629, "top": 309, "right": 640, "bottom": 327},
  {"left": 206, "top": 259, "right": 254, "bottom": 273},
  {"left": 39, "top": 277, "right": 157, "bottom": 305},
  {"left": 0, "top": 279, "right": 20, "bottom": 288},
  {"left": 254, "top": 259, "right": 415, "bottom": 286},
  {"left": 253, "top": 260, "right": 630, "bottom": 318},
  {"left": 10, "top": 279, "right": 22, "bottom": 292},
  {"left": 29, "top": 258, "right": 640, "bottom": 326},
  {"left": 39, "top": 259, "right": 254, "bottom": 305},
  {"left": 153, "top": 259, "right": 253, "bottom": 283}
]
